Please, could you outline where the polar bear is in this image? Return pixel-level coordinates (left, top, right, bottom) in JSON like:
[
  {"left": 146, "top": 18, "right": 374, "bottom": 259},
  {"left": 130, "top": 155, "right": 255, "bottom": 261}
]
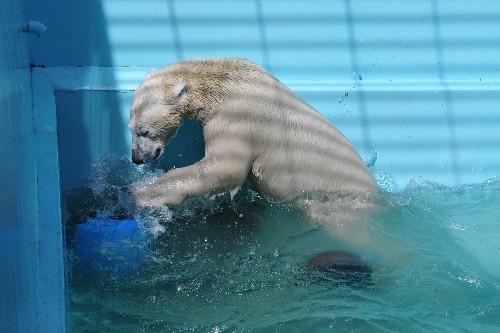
[
  {"left": 129, "top": 58, "right": 376, "bottom": 211},
  {"left": 129, "top": 58, "right": 382, "bottom": 259}
]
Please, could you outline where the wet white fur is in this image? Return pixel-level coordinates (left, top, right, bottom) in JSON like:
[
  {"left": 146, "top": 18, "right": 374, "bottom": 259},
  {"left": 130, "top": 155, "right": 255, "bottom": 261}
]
[{"left": 129, "top": 58, "right": 376, "bottom": 208}]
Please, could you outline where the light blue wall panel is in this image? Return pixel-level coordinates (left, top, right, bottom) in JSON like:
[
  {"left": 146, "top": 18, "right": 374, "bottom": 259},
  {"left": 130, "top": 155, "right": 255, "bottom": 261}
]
[{"left": 27, "top": 0, "right": 500, "bottom": 81}]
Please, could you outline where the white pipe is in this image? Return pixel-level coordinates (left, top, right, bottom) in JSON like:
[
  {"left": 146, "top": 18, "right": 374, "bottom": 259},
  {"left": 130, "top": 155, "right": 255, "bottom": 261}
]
[{"left": 22, "top": 21, "right": 48, "bottom": 37}]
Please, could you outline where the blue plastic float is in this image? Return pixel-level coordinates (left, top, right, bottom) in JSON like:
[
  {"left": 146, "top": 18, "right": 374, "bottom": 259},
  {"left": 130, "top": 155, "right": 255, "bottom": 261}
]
[{"left": 72, "top": 217, "right": 149, "bottom": 274}]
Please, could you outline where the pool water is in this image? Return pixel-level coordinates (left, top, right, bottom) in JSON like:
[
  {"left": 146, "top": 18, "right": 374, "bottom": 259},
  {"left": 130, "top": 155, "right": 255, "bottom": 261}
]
[{"left": 64, "top": 156, "right": 500, "bottom": 332}]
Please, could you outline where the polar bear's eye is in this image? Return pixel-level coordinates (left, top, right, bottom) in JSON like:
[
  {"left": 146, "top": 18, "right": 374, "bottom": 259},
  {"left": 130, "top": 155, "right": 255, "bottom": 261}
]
[{"left": 137, "top": 130, "right": 149, "bottom": 137}]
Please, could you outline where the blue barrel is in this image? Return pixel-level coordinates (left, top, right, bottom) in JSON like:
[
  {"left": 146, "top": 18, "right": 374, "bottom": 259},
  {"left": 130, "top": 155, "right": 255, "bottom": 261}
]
[{"left": 73, "top": 218, "right": 149, "bottom": 274}]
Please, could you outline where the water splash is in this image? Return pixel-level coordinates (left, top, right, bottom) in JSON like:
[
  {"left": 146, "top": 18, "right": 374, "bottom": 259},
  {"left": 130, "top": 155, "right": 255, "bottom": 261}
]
[
  {"left": 86, "top": 155, "right": 172, "bottom": 236},
  {"left": 374, "top": 170, "right": 399, "bottom": 192}
]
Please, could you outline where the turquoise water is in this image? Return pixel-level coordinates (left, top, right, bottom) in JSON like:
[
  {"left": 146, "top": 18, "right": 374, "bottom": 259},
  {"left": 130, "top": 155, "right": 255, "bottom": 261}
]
[{"left": 65, "top": 157, "right": 500, "bottom": 332}]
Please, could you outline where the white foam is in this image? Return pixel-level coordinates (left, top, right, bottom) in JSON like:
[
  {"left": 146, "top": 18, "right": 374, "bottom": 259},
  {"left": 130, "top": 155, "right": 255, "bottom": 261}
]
[{"left": 86, "top": 154, "right": 173, "bottom": 239}]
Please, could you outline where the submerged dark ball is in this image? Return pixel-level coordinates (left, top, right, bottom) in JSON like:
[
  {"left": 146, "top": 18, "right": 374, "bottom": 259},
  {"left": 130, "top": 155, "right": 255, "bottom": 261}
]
[
  {"left": 306, "top": 250, "right": 372, "bottom": 287},
  {"left": 307, "top": 250, "right": 372, "bottom": 273}
]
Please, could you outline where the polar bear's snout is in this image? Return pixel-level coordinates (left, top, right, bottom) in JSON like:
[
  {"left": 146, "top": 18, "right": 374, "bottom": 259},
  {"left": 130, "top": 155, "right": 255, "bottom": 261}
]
[{"left": 131, "top": 141, "right": 163, "bottom": 165}]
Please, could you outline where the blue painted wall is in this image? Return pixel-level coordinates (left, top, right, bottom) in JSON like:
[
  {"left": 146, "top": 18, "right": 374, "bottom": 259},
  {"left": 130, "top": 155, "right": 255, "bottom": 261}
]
[{"left": 0, "top": 1, "right": 38, "bottom": 332}]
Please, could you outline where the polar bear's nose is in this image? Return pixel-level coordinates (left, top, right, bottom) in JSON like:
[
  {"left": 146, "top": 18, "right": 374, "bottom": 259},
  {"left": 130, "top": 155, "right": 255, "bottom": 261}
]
[
  {"left": 132, "top": 151, "right": 144, "bottom": 165},
  {"left": 154, "top": 147, "right": 162, "bottom": 159}
]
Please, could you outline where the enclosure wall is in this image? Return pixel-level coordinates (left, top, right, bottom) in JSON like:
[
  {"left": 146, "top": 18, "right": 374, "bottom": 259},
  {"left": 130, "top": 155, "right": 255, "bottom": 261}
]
[{"left": 0, "top": 1, "right": 38, "bottom": 332}]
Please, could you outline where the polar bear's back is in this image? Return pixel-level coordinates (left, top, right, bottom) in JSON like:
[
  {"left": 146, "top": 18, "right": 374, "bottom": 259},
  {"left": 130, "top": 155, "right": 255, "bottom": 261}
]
[
  {"left": 203, "top": 59, "right": 374, "bottom": 201},
  {"left": 248, "top": 92, "right": 376, "bottom": 201}
]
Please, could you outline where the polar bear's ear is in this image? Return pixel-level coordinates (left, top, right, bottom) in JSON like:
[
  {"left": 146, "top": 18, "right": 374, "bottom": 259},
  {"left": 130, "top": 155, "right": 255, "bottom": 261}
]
[
  {"left": 144, "top": 68, "right": 158, "bottom": 80},
  {"left": 168, "top": 82, "right": 188, "bottom": 104}
]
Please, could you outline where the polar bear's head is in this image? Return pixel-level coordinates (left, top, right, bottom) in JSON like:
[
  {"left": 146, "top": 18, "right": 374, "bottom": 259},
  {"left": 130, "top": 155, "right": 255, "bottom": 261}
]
[{"left": 129, "top": 70, "right": 188, "bottom": 165}]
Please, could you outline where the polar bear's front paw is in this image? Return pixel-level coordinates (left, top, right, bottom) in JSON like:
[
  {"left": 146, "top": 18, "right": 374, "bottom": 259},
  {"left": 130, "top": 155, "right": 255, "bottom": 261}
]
[
  {"left": 129, "top": 179, "right": 187, "bottom": 207},
  {"left": 130, "top": 183, "right": 168, "bottom": 207}
]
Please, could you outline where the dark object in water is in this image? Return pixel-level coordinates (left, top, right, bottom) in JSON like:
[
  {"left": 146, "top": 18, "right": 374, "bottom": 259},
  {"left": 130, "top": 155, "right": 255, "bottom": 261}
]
[{"left": 306, "top": 250, "right": 372, "bottom": 287}]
